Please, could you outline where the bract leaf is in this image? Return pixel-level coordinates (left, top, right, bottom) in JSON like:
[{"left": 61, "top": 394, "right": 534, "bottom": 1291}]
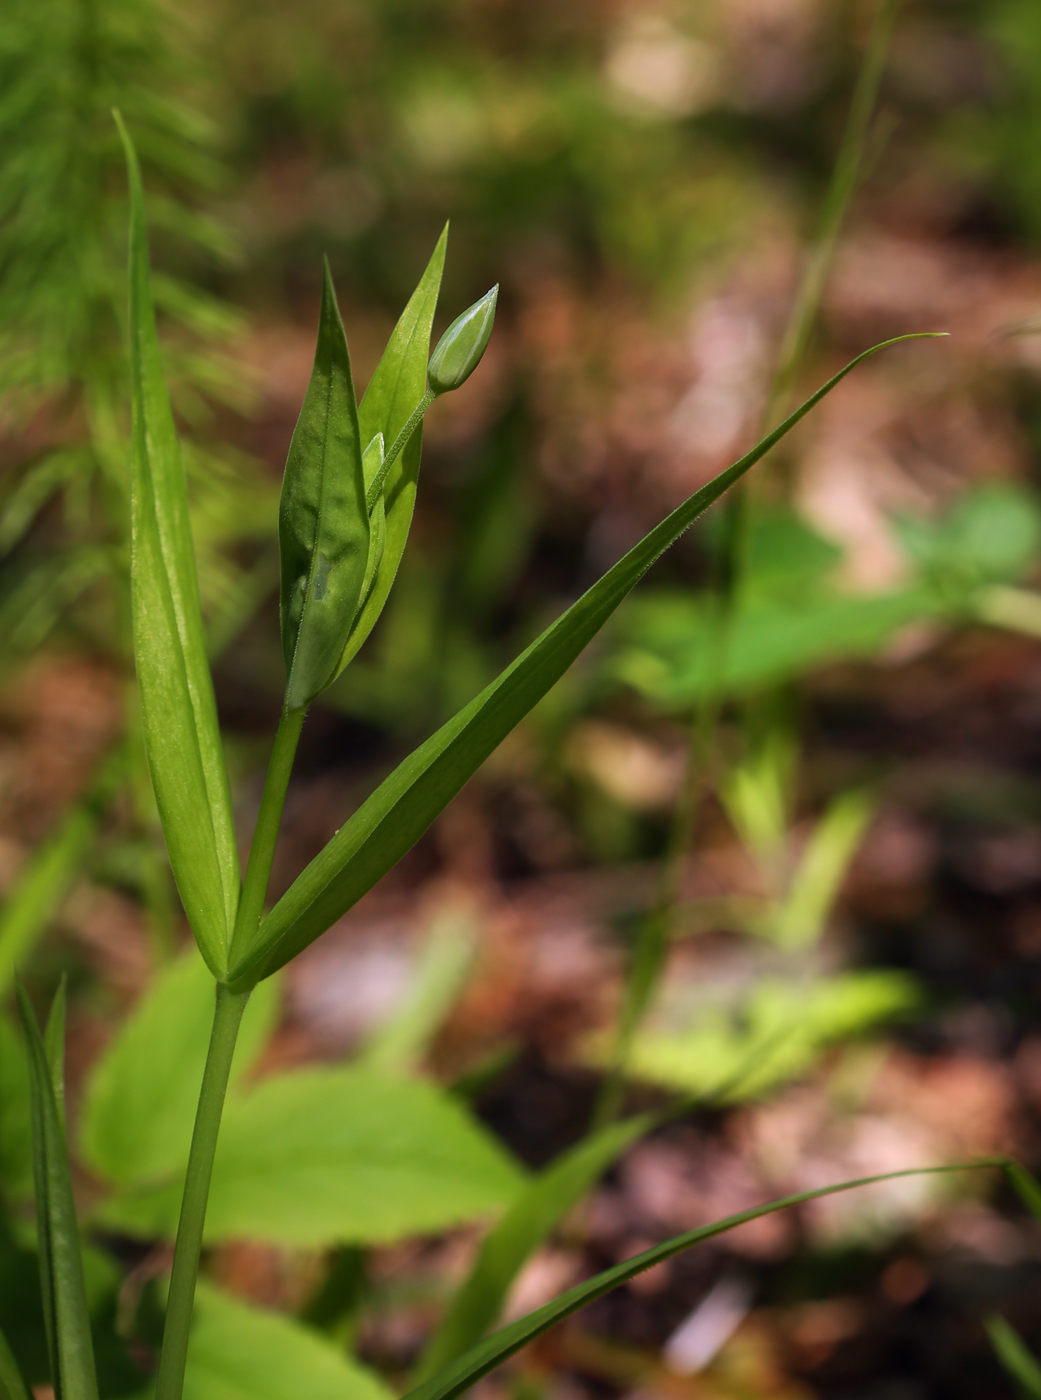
[
  {"left": 95, "top": 1066, "right": 523, "bottom": 1246},
  {"left": 404, "top": 1162, "right": 998, "bottom": 1400},
  {"left": 233, "top": 335, "right": 935, "bottom": 988},
  {"left": 415, "top": 1112, "right": 653, "bottom": 1383},
  {"left": 16, "top": 984, "right": 98, "bottom": 1400},
  {"left": 79, "top": 948, "right": 279, "bottom": 1189},
  {"left": 117, "top": 115, "right": 239, "bottom": 975},
  {"left": 333, "top": 226, "right": 448, "bottom": 677},
  {"left": 280, "top": 259, "right": 368, "bottom": 711},
  {"left": 184, "top": 1281, "right": 391, "bottom": 1400}
]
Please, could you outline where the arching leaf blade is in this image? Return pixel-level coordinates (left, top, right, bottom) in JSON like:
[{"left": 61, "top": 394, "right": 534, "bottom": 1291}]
[
  {"left": 406, "top": 1161, "right": 999, "bottom": 1400},
  {"left": 117, "top": 115, "right": 239, "bottom": 974},
  {"left": 230, "top": 336, "right": 938, "bottom": 989}
]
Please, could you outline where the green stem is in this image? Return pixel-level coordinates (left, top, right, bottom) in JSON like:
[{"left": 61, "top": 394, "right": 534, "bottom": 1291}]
[
  {"left": 229, "top": 705, "right": 306, "bottom": 965},
  {"left": 155, "top": 981, "right": 249, "bottom": 1400},
  {"left": 366, "top": 388, "right": 436, "bottom": 511}
]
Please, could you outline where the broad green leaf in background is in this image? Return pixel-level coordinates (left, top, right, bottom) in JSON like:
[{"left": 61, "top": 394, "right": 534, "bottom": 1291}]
[
  {"left": 231, "top": 336, "right": 935, "bottom": 989},
  {"left": 0, "top": 1323, "right": 30, "bottom": 1400},
  {"left": 333, "top": 225, "right": 448, "bottom": 676},
  {"left": 117, "top": 116, "right": 239, "bottom": 975},
  {"left": 987, "top": 1315, "right": 1041, "bottom": 1400},
  {"left": 623, "top": 970, "right": 918, "bottom": 1101},
  {"left": 415, "top": 1112, "right": 654, "bottom": 1383},
  {"left": 279, "top": 260, "right": 368, "bottom": 711},
  {"left": 403, "top": 1164, "right": 995, "bottom": 1400},
  {"left": 0, "top": 1013, "right": 31, "bottom": 1202},
  {"left": 184, "top": 1281, "right": 391, "bottom": 1400},
  {"left": 96, "top": 1066, "right": 523, "bottom": 1245},
  {"left": 16, "top": 984, "right": 98, "bottom": 1400},
  {"left": 80, "top": 949, "right": 279, "bottom": 1188}
]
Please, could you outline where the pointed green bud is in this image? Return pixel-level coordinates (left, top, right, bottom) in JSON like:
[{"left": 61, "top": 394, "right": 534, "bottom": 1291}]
[{"left": 427, "top": 285, "right": 498, "bottom": 395}]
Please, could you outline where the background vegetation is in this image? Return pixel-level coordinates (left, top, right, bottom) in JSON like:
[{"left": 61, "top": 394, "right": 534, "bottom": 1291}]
[{"left": 5, "top": 0, "right": 1041, "bottom": 1396}]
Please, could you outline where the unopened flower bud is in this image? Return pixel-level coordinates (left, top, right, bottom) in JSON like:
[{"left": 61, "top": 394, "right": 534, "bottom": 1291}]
[{"left": 427, "top": 285, "right": 498, "bottom": 395}]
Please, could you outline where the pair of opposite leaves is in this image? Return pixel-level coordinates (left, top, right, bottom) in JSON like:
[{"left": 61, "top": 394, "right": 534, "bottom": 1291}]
[{"left": 279, "top": 253, "right": 497, "bottom": 712}]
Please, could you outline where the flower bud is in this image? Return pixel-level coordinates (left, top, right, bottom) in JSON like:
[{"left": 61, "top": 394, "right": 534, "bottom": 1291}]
[{"left": 427, "top": 285, "right": 498, "bottom": 395}]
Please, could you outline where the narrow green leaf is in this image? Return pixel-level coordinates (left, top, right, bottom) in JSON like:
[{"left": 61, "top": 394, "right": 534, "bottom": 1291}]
[
  {"left": 0, "top": 1321, "right": 32, "bottom": 1400},
  {"left": 184, "top": 1281, "right": 391, "bottom": 1400},
  {"left": 405, "top": 1161, "right": 999, "bottom": 1400},
  {"left": 233, "top": 335, "right": 938, "bottom": 988},
  {"left": 95, "top": 1066, "right": 523, "bottom": 1246},
  {"left": 333, "top": 226, "right": 448, "bottom": 677},
  {"left": 116, "top": 114, "right": 240, "bottom": 975},
  {"left": 0, "top": 1014, "right": 31, "bottom": 1202},
  {"left": 987, "top": 1315, "right": 1041, "bottom": 1399},
  {"left": 80, "top": 948, "right": 279, "bottom": 1188},
  {"left": 43, "top": 979, "right": 66, "bottom": 1135},
  {"left": 280, "top": 260, "right": 368, "bottom": 711},
  {"left": 16, "top": 984, "right": 98, "bottom": 1400},
  {"left": 415, "top": 1112, "right": 653, "bottom": 1383}
]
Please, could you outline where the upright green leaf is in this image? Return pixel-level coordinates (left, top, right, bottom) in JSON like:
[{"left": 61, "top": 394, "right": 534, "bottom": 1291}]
[
  {"left": 334, "top": 226, "right": 448, "bottom": 676},
  {"left": 80, "top": 949, "right": 279, "bottom": 1188},
  {"left": 280, "top": 260, "right": 369, "bottom": 711},
  {"left": 184, "top": 1282, "right": 391, "bottom": 1400},
  {"left": 404, "top": 1163, "right": 997, "bottom": 1400},
  {"left": 117, "top": 115, "right": 239, "bottom": 975},
  {"left": 16, "top": 985, "right": 98, "bottom": 1400},
  {"left": 96, "top": 1066, "right": 523, "bottom": 1246},
  {"left": 232, "top": 335, "right": 935, "bottom": 988},
  {"left": 415, "top": 1112, "right": 653, "bottom": 1383}
]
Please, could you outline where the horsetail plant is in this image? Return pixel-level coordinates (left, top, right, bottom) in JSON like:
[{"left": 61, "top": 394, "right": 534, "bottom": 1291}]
[{"left": 0, "top": 113, "right": 981, "bottom": 1400}]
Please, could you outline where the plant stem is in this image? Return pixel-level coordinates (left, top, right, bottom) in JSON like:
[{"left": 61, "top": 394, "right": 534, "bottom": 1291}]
[
  {"left": 366, "top": 388, "right": 436, "bottom": 511},
  {"left": 229, "top": 705, "right": 306, "bottom": 965},
  {"left": 155, "top": 981, "right": 249, "bottom": 1400}
]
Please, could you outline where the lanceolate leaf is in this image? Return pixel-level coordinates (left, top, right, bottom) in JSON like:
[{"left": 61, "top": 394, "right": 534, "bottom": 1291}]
[
  {"left": 334, "top": 226, "right": 448, "bottom": 677},
  {"left": 16, "top": 985, "right": 98, "bottom": 1400},
  {"left": 280, "top": 260, "right": 368, "bottom": 711},
  {"left": 231, "top": 335, "right": 934, "bottom": 988},
  {"left": 405, "top": 1163, "right": 998, "bottom": 1400},
  {"left": 117, "top": 116, "right": 239, "bottom": 975},
  {"left": 415, "top": 1112, "right": 654, "bottom": 1383}
]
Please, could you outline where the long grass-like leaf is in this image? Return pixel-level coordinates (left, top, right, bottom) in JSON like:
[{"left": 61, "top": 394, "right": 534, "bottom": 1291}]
[
  {"left": 405, "top": 1161, "right": 998, "bottom": 1400},
  {"left": 16, "top": 984, "right": 98, "bottom": 1400},
  {"left": 414, "top": 1113, "right": 653, "bottom": 1383},
  {"left": 116, "top": 113, "right": 239, "bottom": 976},
  {"left": 230, "top": 334, "right": 940, "bottom": 988}
]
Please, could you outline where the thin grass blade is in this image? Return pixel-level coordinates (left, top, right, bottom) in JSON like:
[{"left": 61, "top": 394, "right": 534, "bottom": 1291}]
[
  {"left": 405, "top": 1161, "right": 998, "bottom": 1400},
  {"left": 334, "top": 226, "right": 448, "bottom": 676},
  {"left": 43, "top": 978, "right": 66, "bottom": 1134},
  {"left": 414, "top": 1112, "right": 653, "bottom": 1383},
  {"left": 16, "top": 984, "right": 99, "bottom": 1400},
  {"left": 116, "top": 113, "right": 239, "bottom": 975},
  {"left": 231, "top": 334, "right": 940, "bottom": 988}
]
